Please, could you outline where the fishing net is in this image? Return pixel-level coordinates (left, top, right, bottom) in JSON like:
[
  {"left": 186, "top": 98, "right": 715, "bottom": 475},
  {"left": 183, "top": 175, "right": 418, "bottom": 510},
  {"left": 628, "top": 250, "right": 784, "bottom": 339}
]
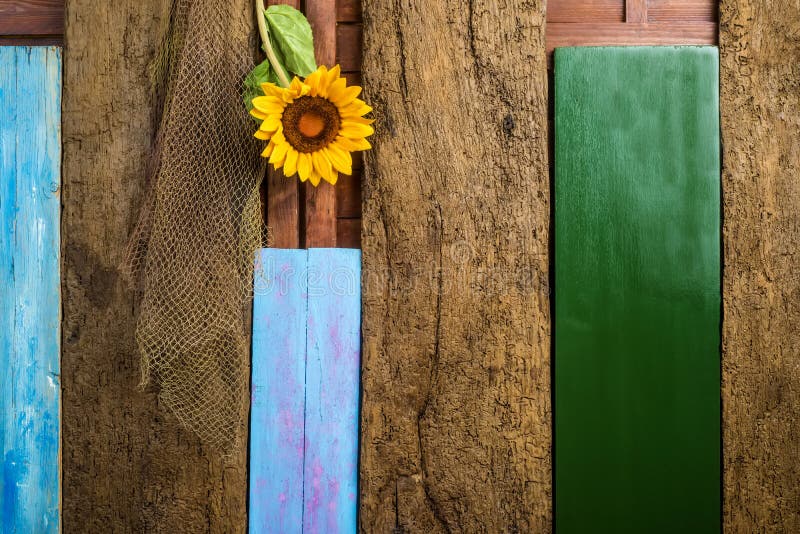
[{"left": 123, "top": 0, "right": 267, "bottom": 452}]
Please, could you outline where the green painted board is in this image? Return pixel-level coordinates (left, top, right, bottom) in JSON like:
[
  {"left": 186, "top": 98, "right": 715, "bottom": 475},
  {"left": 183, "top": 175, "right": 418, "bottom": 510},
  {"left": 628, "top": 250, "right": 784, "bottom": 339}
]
[{"left": 554, "top": 46, "right": 720, "bottom": 533}]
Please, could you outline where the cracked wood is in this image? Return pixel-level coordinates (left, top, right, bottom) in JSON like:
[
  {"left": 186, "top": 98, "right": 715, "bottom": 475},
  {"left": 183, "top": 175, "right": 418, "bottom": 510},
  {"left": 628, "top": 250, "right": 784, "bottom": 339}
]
[{"left": 359, "top": 0, "right": 551, "bottom": 531}]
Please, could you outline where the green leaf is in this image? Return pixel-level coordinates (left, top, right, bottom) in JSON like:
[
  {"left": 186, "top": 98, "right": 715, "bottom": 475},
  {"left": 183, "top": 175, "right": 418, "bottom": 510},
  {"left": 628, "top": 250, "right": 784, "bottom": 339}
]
[
  {"left": 243, "top": 58, "right": 279, "bottom": 119},
  {"left": 265, "top": 5, "right": 317, "bottom": 78}
]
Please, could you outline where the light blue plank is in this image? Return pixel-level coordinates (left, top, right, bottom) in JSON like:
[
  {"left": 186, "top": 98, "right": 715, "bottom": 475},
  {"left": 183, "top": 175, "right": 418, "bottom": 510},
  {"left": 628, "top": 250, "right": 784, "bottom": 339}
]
[
  {"left": 0, "top": 46, "right": 62, "bottom": 534},
  {"left": 250, "top": 249, "right": 308, "bottom": 533},
  {"left": 304, "top": 249, "right": 361, "bottom": 534}
]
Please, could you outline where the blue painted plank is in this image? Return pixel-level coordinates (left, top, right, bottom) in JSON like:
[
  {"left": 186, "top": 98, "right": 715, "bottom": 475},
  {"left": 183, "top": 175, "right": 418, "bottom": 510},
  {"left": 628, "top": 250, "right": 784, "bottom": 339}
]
[
  {"left": 0, "top": 46, "right": 62, "bottom": 534},
  {"left": 250, "top": 249, "right": 308, "bottom": 533},
  {"left": 304, "top": 248, "right": 361, "bottom": 533}
]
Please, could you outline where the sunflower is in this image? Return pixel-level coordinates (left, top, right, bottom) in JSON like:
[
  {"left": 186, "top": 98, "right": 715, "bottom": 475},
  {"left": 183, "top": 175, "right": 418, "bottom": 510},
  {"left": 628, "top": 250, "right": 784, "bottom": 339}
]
[{"left": 250, "top": 65, "right": 374, "bottom": 186}]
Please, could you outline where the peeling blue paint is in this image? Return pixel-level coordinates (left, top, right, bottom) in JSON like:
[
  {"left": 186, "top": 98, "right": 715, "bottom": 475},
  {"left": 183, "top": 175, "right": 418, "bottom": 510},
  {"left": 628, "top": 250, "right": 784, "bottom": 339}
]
[{"left": 0, "top": 46, "right": 62, "bottom": 533}]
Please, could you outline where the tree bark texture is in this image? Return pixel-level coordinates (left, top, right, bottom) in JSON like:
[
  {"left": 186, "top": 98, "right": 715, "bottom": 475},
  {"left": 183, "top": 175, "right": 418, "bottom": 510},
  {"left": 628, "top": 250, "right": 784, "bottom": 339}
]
[
  {"left": 62, "top": 2, "right": 249, "bottom": 531},
  {"left": 720, "top": 1, "right": 800, "bottom": 531},
  {"left": 359, "top": 1, "right": 552, "bottom": 531}
]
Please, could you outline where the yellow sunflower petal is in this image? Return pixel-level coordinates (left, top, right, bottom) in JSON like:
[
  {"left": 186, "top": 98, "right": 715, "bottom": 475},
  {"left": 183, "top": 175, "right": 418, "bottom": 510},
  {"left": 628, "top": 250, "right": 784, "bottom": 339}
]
[
  {"left": 250, "top": 108, "right": 269, "bottom": 121},
  {"left": 305, "top": 68, "right": 323, "bottom": 96},
  {"left": 339, "top": 101, "right": 372, "bottom": 117},
  {"left": 260, "top": 82, "right": 284, "bottom": 98},
  {"left": 259, "top": 116, "right": 283, "bottom": 133},
  {"left": 254, "top": 129, "right": 271, "bottom": 140},
  {"left": 324, "top": 145, "right": 353, "bottom": 175},
  {"left": 340, "top": 122, "right": 375, "bottom": 139},
  {"left": 284, "top": 148, "right": 299, "bottom": 177},
  {"left": 308, "top": 169, "right": 322, "bottom": 187},
  {"left": 332, "top": 85, "right": 362, "bottom": 107},
  {"left": 323, "top": 65, "right": 341, "bottom": 94},
  {"left": 297, "top": 152, "right": 312, "bottom": 182},
  {"left": 335, "top": 136, "right": 372, "bottom": 151},
  {"left": 344, "top": 115, "right": 375, "bottom": 125},
  {"left": 252, "top": 96, "right": 286, "bottom": 114},
  {"left": 261, "top": 143, "right": 274, "bottom": 158},
  {"left": 270, "top": 139, "right": 289, "bottom": 167},
  {"left": 312, "top": 150, "right": 334, "bottom": 184},
  {"left": 325, "top": 170, "right": 339, "bottom": 185},
  {"left": 326, "top": 77, "right": 348, "bottom": 102}
]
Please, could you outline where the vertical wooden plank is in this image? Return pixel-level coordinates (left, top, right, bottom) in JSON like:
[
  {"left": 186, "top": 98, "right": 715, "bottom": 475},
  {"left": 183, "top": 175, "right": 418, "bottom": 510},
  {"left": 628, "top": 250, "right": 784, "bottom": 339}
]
[
  {"left": 266, "top": 0, "right": 301, "bottom": 249},
  {"left": 304, "top": 0, "right": 337, "bottom": 247},
  {"left": 304, "top": 248, "right": 361, "bottom": 532},
  {"left": 555, "top": 46, "right": 720, "bottom": 533},
  {"left": 0, "top": 46, "right": 61, "bottom": 533},
  {"left": 250, "top": 248, "right": 308, "bottom": 533},
  {"left": 625, "top": 0, "right": 648, "bottom": 22}
]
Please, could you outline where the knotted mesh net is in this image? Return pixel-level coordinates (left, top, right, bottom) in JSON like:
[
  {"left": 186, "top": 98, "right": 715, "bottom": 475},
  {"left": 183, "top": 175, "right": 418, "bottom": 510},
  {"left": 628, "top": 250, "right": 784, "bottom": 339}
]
[{"left": 123, "top": 0, "right": 266, "bottom": 452}]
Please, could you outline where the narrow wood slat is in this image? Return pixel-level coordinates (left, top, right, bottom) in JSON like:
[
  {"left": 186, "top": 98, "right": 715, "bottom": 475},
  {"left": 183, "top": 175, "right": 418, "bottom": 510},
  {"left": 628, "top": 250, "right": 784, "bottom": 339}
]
[
  {"left": 342, "top": 71, "right": 362, "bottom": 88},
  {"left": 547, "top": 0, "right": 624, "bottom": 23},
  {"left": 304, "top": 248, "right": 361, "bottom": 530},
  {"left": 336, "top": 0, "right": 362, "bottom": 22},
  {"left": 305, "top": 0, "right": 338, "bottom": 247},
  {"left": 336, "top": 170, "right": 361, "bottom": 218},
  {"left": 250, "top": 249, "right": 307, "bottom": 533},
  {"left": 336, "top": 23, "right": 362, "bottom": 72},
  {"left": 547, "top": 22, "right": 718, "bottom": 56},
  {"left": 648, "top": 0, "right": 717, "bottom": 22},
  {"left": 0, "top": 36, "right": 62, "bottom": 46},
  {"left": 0, "top": 0, "right": 63, "bottom": 36},
  {"left": 625, "top": 0, "right": 647, "bottom": 22},
  {"left": 266, "top": 0, "right": 301, "bottom": 248},
  {"left": 0, "top": 46, "right": 61, "bottom": 533},
  {"left": 336, "top": 218, "right": 361, "bottom": 249}
]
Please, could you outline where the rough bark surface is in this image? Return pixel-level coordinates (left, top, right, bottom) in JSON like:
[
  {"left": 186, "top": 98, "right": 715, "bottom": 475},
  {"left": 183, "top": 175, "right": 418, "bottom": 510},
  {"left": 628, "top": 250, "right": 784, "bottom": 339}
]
[
  {"left": 62, "top": 2, "right": 248, "bottom": 531},
  {"left": 720, "top": 1, "right": 800, "bottom": 531},
  {"left": 359, "top": 1, "right": 551, "bottom": 531}
]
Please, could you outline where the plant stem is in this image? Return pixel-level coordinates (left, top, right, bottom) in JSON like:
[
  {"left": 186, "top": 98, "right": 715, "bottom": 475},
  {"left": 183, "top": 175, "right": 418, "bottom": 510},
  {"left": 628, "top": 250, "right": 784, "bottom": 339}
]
[{"left": 255, "top": 0, "right": 291, "bottom": 88}]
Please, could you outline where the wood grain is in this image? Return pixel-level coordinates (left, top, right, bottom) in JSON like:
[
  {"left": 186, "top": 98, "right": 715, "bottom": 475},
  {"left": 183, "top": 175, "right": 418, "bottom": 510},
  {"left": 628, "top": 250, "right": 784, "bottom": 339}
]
[
  {"left": 61, "top": 1, "right": 250, "bottom": 531},
  {"left": 0, "top": 45, "right": 61, "bottom": 534},
  {"left": 305, "top": 0, "right": 338, "bottom": 247},
  {"left": 547, "top": 0, "right": 624, "bottom": 22},
  {"left": 648, "top": 0, "right": 717, "bottom": 22},
  {"left": 336, "top": 23, "right": 362, "bottom": 72},
  {"left": 336, "top": 170, "right": 361, "bottom": 218},
  {"left": 267, "top": 0, "right": 301, "bottom": 249},
  {"left": 336, "top": 218, "right": 361, "bottom": 249},
  {"left": 250, "top": 249, "right": 307, "bottom": 533},
  {"left": 360, "top": 0, "right": 551, "bottom": 530},
  {"left": 0, "top": 0, "right": 63, "bottom": 36},
  {"left": 337, "top": 0, "right": 362, "bottom": 22},
  {"left": 720, "top": 0, "right": 800, "bottom": 531},
  {"left": 625, "top": 0, "right": 647, "bottom": 22},
  {"left": 305, "top": 248, "right": 361, "bottom": 531},
  {"left": 547, "top": 22, "right": 717, "bottom": 54}
]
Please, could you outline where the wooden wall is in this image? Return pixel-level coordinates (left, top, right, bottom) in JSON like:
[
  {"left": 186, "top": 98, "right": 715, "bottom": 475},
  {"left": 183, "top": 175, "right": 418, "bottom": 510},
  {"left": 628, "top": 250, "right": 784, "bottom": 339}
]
[
  {"left": 0, "top": 0, "right": 63, "bottom": 45},
  {"left": 720, "top": 0, "right": 800, "bottom": 530}
]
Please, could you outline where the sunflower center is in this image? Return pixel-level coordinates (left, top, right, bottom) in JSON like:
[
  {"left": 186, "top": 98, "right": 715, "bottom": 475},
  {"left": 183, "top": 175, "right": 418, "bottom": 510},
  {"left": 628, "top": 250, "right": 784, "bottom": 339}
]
[
  {"left": 282, "top": 96, "right": 341, "bottom": 154},
  {"left": 297, "top": 112, "right": 326, "bottom": 137}
]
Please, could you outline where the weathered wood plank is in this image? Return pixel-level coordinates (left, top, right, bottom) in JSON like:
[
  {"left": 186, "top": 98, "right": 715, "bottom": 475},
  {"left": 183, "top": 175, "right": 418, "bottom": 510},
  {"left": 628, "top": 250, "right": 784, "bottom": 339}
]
[
  {"left": 360, "top": 0, "right": 551, "bottom": 530},
  {"left": 546, "top": 22, "right": 717, "bottom": 53},
  {"left": 625, "top": 0, "right": 647, "bottom": 22},
  {"left": 720, "top": 0, "right": 800, "bottom": 530},
  {"left": 335, "top": 170, "right": 361, "bottom": 218},
  {"left": 0, "top": 1, "right": 64, "bottom": 36},
  {"left": 0, "top": 45, "right": 61, "bottom": 534},
  {"left": 648, "top": 0, "right": 717, "bottom": 22},
  {"left": 62, "top": 1, "right": 250, "bottom": 531},
  {"left": 304, "top": 0, "right": 338, "bottom": 247},
  {"left": 554, "top": 46, "right": 720, "bottom": 533},
  {"left": 336, "top": 23, "right": 361, "bottom": 72},
  {"left": 336, "top": 218, "right": 361, "bottom": 249},
  {"left": 250, "top": 249, "right": 307, "bottom": 533},
  {"left": 266, "top": 0, "right": 301, "bottom": 249},
  {"left": 547, "top": 0, "right": 623, "bottom": 22},
  {"left": 336, "top": 0, "right": 361, "bottom": 22},
  {"left": 304, "top": 248, "right": 361, "bottom": 532}
]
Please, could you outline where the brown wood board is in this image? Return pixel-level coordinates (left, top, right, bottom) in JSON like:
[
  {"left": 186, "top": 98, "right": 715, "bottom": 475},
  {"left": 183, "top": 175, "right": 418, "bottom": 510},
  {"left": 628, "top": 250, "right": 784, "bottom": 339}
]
[
  {"left": 720, "top": 0, "right": 800, "bottom": 530},
  {"left": 360, "top": 0, "right": 551, "bottom": 530},
  {"left": 61, "top": 1, "right": 250, "bottom": 531},
  {"left": 0, "top": 0, "right": 63, "bottom": 36}
]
